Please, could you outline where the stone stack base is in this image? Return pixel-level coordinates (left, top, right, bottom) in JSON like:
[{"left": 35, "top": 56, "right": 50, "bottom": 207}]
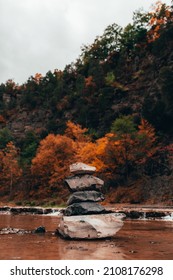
[{"left": 58, "top": 213, "right": 125, "bottom": 239}]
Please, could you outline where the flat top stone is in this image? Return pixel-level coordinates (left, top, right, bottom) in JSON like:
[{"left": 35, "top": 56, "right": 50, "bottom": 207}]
[
  {"left": 63, "top": 213, "right": 125, "bottom": 223},
  {"left": 70, "top": 162, "right": 96, "bottom": 175}
]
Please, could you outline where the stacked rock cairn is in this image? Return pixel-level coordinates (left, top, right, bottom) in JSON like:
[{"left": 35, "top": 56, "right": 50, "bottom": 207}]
[
  {"left": 64, "top": 162, "right": 105, "bottom": 216},
  {"left": 58, "top": 162, "right": 124, "bottom": 239}
]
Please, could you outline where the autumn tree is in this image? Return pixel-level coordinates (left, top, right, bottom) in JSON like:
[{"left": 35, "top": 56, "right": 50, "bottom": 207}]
[
  {"left": 107, "top": 116, "right": 137, "bottom": 181},
  {"left": 31, "top": 121, "right": 92, "bottom": 195},
  {"left": 31, "top": 134, "right": 76, "bottom": 190},
  {"left": 104, "top": 116, "right": 158, "bottom": 183},
  {"left": 65, "top": 121, "right": 110, "bottom": 175},
  {"left": 72, "top": 117, "right": 158, "bottom": 185},
  {"left": 76, "top": 136, "right": 108, "bottom": 175},
  {"left": 34, "top": 73, "right": 43, "bottom": 84},
  {"left": 147, "top": 1, "right": 172, "bottom": 42},
  {"left": 65, "top": 120, "right": 90, "bottom": 146},
  {"left": 0, "top": 142, "right": 22, "bottom": 196}
]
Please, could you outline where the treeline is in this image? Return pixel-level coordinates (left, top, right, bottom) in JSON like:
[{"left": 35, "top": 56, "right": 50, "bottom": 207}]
[
  {"left": 0, "top": 1, "right": 173, "bottom": 202},
  {"left": 0, "top": 119, "right": 172, "bottom": 201}
]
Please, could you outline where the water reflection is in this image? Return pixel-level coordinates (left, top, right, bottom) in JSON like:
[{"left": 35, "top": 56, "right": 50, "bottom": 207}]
[{"left": 0, "top": 214, "right": 173, "bottom": 260}]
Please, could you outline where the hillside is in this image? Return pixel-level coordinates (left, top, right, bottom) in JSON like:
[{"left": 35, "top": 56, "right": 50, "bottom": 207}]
[{"left": 0, "top": 2, "right": 173, "bottom": 205}]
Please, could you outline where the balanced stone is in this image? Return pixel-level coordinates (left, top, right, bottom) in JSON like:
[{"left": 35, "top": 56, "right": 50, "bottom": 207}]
[
  {"left": 65, "top": 175, "right": 104, "bottom": 192},
  {"left": 70, "top": 162, "right": 96, "bottom": 175},
  {"left": 58, "top": 213, "right": 125, "bottom": 239},
  {"left": 67, "top": 190, "right": 104, "bottom": 205},
  {"left": 64, "top": 202, "right": 106, "bottom": 216}
]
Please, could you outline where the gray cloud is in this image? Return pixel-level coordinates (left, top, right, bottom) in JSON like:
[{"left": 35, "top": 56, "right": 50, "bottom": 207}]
[{"left": 0, "top": 0, "right": 171, "bottom": 84}]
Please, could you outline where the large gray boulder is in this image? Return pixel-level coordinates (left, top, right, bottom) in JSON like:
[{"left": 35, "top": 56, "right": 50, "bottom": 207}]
[
  {"left": 65, "top": 175, "right": 104, "bottom": 192},
  {"left": 64, "top": 202, "right": 106, "bottom": 216},
  {"left": 58, "top": 213, "right": 125, "bottom": 239},
  {"left": 70, "top": 162, "right": 96, "bottom": 175},
  {"left": 67, "top": 190, "right": 104, "bottom": 205}
]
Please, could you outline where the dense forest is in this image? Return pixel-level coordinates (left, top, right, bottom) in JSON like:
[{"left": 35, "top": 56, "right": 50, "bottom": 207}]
[{"left": 0, "top": 1, "right": 173, "bottom": 206}]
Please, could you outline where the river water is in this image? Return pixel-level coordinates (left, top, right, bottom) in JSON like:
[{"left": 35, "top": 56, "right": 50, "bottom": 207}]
[{"left": 0, "top": 213, "right": 173, "bottom": 260}]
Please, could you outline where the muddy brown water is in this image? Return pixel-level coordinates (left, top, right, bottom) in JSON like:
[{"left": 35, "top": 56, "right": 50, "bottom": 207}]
[{"left": 0, "top": 213, "right": 173, "bottom": 260}]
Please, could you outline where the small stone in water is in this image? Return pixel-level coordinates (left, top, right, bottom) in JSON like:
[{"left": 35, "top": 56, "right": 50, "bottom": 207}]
[{"left": 34, "top": 226, "right": 46, "bottom": 233}]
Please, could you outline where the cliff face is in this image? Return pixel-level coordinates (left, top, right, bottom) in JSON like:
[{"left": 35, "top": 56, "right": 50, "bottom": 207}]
[{"left": 6, "top": 108, "right": 51, "bottom": 140}]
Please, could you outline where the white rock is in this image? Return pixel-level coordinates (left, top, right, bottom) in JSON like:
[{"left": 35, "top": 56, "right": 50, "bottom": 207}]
[
  {"left": 58, "top": 213, "right": 125, "bottom": 239},
  {"left": 70, "top": 162, "right": 96, "bottom": 175}
]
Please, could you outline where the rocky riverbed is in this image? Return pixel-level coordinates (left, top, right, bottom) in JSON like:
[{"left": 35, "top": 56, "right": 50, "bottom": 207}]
[
  {"left": 1, "top": 204, "right": 173, "bottom": 217},
  {"left": 0, "top": 206, "right": 62, "bottom": 215},
  {"left": 1, "top": 204, "right": 173, "bottom": 219}
]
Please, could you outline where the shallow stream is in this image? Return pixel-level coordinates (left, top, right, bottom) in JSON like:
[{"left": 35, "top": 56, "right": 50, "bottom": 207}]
[{"left": 0, "top": 213, "right": 173, "bottom": 260}]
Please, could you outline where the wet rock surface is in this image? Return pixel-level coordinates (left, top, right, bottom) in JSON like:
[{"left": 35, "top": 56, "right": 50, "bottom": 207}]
[
  {"left": 0, "top": 226, "right": 46, "bottom": 235},
  {"left": 33, "top": 226, "right": 46, "bottom": 233},
  {"left": 10, "top": 207, "right": 44, "bottom": 215},
  {"left": 58, "top": 213, "right": 125, "bottom": 239},
  {"left": 145, "top": 211, "right": 167, "bottom": 218},
  {"left": 0, "top": 206, "right": 61, "bottom": 215},
  {"left": 64, "top": 202, "right": 106, "bottom": 216},
  {"left": 121, "top": 211, "right": 143, "bottom": 219},
  {"left": 0, "top": 207, "right": 10, "bottom": 212},
  {"left": 65, "top": 174, "right": 104, "bottom": 192},
  {"left": 0, "top": 227, "right": 31, "bottom": 235},
  {"left": 67, "top": 190, "right": 104, "bottom": 205}
]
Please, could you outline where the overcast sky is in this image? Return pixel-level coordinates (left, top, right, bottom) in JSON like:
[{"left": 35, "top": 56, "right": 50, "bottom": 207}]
[{"left": 0, "top": 0, "right": 171, "bottom": 85}]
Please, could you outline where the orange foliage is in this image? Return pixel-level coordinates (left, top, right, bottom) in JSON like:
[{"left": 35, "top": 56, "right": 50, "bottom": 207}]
[
  {"left": 147, "top": 1, "right": 172, "bottom": 42},
  {"left": 76, "top": 136, "right": 108, "bottom": 173},
  {"left": 0, "top": 115, "right": 6, "bottom": 124},
  {"left": 31, "top": 122, "right": 92, "bottom": 190},
  {"left": 99, "top": 119, "right": 157, "bottom": 179},
  {"left": 54, "top": 69, "right": 63, "bottom": 79},
  {"left": 133, "top": 119, "right": 157, "bottom": 163},
  {"left": 85, "top": 76, "right": 96, "bottom": 88},
  {"left": 31, "top": 134, "right": 75, "bottom": 188},
  {"left": 31, "top": 119, "right": 158, "bottom": 189},
  {"left": 65, "top": 120, "right": 89, "bottom": 142},
  {"left": 138, "top": 119, "right": 156, "bottom": 141},
  {"left": 34, "top": 73, "right": 42, "bottom": 84},
  {"left": 105, "top": 133, "right": 135, "bottom": 176},
  {"left": 76, "top": 119, "right": 157, "bottom": 180}
]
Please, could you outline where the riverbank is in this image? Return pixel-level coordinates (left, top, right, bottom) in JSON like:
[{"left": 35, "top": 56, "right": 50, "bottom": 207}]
[
  {"left": 0, "top": 206, "right": 62, "bottom": 215},
  {"left": 1, "top": 204, "right": 173, "bottom": 220},
  {"left": 108, "top": 204, "right": 173, "bottom": 219}
]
